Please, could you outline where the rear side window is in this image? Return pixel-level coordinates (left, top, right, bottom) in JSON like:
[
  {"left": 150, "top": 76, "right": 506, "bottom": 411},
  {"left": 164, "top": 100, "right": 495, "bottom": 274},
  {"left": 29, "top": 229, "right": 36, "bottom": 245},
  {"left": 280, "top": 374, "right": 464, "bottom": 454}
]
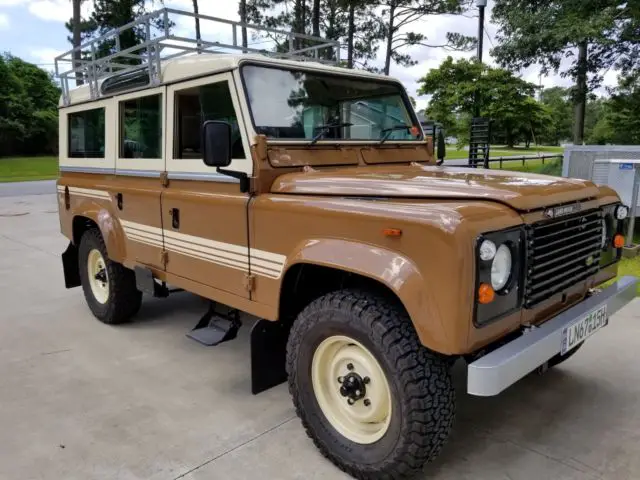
[
  {"left": 120, "top": 94, "right": 162, "bottom": 159},
  {"left": 68, "top": 108, "right": 105, "bottom": 158}
]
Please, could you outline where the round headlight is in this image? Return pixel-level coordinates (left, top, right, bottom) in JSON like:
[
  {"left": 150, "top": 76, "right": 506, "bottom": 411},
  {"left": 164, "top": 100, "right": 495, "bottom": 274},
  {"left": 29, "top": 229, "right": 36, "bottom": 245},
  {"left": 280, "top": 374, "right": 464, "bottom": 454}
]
[
  {"left": 601, "top": 218, "right": 607, "bottom": 249},
  {"left": 615, "top": 205, "right": 629, "bottom": 220},
  {"left": 479, "top": 239, "right": 497, "bottom": 261},
  {"left": 491, "top": 244, "right": 512, "bottom": 291}
]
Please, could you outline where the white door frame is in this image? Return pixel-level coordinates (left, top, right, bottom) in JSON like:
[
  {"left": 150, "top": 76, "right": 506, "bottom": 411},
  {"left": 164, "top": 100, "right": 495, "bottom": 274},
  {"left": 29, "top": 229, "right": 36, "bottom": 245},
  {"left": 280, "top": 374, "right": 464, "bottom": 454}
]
[{"left": 166, "top": 71, "right": 253, "bottom": 182}]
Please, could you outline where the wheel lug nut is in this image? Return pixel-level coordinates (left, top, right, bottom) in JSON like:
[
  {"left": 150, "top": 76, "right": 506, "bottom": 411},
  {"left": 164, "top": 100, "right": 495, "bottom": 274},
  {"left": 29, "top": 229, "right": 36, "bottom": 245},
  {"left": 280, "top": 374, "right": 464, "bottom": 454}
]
[
  {"left": 355, "top": 390, "right": 360, "bottom": 396},
  {"left": 364, "top": 399, "right": 371, "bottom": 407},
  {"left": 363, "top": 377, "right": 370, "bottom": 384},
  {"left": 347, "top": 398, "right": 355, "bottom": 405},
  {"left": 337, "top": 376, "right": 344, "bottom": 383},
  {"left": 347, "top": 363, "right": 354, "bottom": 371}
]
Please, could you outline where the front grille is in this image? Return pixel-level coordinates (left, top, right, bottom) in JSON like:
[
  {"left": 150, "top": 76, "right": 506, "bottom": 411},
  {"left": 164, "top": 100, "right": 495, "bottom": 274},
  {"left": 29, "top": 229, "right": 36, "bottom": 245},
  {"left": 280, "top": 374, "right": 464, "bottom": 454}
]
[{"left": 524, "top": 208, "right": 603, "bottom": 308}]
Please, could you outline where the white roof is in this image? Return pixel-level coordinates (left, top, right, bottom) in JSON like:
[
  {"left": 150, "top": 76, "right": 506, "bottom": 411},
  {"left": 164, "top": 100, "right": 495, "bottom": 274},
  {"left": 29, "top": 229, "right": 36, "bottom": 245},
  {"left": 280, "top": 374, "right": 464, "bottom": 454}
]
[{"left": 60, "top": 53, "right": 402, "bottom": 107}]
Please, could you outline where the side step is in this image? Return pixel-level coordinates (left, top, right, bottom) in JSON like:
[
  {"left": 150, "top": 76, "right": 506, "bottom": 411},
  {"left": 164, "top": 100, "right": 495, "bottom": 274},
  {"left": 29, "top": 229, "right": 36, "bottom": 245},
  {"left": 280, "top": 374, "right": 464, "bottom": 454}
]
[{"left": 186, "top": 302, "right": 241, "bottom": 346}]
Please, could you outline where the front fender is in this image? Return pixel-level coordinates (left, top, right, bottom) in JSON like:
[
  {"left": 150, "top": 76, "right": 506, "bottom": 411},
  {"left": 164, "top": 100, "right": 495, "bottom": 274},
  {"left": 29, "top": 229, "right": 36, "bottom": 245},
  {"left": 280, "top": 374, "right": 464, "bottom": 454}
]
[{"left": 284, "top": 238, "right": 451, "bottom": 352}]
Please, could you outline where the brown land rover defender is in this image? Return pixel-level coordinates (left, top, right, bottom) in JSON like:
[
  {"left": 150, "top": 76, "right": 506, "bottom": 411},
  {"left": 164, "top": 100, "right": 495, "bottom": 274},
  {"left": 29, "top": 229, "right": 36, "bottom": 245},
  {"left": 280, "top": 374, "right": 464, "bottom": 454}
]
[{"left": 55, "top": 10, "right": 637, "bottom": 479}]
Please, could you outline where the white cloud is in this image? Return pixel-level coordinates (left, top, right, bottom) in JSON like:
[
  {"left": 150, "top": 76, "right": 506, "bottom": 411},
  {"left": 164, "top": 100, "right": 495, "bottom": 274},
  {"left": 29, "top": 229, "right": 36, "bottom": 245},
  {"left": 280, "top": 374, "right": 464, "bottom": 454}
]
[
  {"left": 0, "top": 0, "right": 26, "bottom": 6},
  {"left": 28, "top": 0, "right": 71, "bottom": 22},
  {"left": 26, "top": 0, "right": 92, "bottom": 22},
  {"left": 30, "top": 46, "right": 64, "bottom": 66},
  {"left": 0, "top": 12, "right": 9, "bottom": 29}
]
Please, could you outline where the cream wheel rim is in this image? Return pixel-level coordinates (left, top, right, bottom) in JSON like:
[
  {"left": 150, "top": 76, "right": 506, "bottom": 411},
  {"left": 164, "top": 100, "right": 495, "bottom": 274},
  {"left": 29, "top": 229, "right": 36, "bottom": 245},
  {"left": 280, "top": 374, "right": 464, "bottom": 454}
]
[
  {"left": 87, "top": 249, "right": 109, "bottom": 304},
  {"left": 311, "top": 335, "right": 392, "bottom": 444}
]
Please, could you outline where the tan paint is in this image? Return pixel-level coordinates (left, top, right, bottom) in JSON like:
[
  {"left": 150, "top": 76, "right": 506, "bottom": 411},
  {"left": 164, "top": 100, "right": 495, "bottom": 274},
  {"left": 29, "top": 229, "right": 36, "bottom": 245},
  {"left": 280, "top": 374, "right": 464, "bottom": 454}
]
[
  {"left": 161, "top": 179, "right": 251, "bottom": 298},
  {"left": 57, "top": 174, "right": 129, "bottom": 264},
  {"left": 57, "top": 62, "right": 625, "bottom": 358},
  {"left": 270, "top": 164, "right": 601, "bottom": 211}
]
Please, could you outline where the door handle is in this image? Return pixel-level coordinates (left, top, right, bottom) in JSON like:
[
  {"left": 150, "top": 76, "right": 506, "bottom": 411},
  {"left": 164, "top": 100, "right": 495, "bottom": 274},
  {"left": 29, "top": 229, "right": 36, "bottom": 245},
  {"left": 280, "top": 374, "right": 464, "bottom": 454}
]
[{"left": 170, "top": 208, "right": 180, "bottom": 229}]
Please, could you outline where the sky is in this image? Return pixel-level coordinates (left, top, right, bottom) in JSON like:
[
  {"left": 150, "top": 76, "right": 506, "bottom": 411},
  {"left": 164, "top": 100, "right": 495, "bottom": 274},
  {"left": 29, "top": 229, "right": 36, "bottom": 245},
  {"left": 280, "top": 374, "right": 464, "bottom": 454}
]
[{"left": 0, "top": 0, "right": 620, "bottom": 111}]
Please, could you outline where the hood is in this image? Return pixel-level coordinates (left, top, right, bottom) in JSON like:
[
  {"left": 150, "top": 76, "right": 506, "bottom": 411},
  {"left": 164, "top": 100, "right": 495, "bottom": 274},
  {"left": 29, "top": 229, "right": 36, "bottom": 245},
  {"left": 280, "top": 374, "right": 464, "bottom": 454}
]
[{"left": 270, "top": 165, "right": 600, "bottom": 211}]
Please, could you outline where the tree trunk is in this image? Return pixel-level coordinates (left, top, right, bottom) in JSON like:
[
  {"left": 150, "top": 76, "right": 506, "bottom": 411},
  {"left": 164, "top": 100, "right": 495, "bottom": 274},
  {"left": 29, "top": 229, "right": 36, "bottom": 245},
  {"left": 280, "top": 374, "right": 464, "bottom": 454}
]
[
  {"left": 293, "top": 0, "right": 305, "bottom": 49},
  {"left": 312, "top": 0, "right": 320, "bottom": 37},
  {"left": 347, "top": 2, "right": 355, "bottom": 68},
  {"left": 72, "top": 0, "right": 83, "bottom": 85},
  {"left": 573, "top": 41, "right": 588, "bottom": 145},
  {"left": 192, "top": 0, "right": 202, "bottom": 53},
  {"left": 384, "top": 3, "right": 396, "bottom": 75},
  {"left": 239, "top": 0, "right": 248, "bottom": 51}
]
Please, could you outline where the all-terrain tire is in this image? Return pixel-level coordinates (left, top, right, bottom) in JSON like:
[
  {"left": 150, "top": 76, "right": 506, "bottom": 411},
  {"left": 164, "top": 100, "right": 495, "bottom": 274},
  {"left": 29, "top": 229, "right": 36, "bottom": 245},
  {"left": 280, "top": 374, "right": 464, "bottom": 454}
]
[
  {"left": 78, "top": 228, "right": 142, "bottom": 324},
  {"left": 286, "top": 289, "right": 455, "bottom": 479}
]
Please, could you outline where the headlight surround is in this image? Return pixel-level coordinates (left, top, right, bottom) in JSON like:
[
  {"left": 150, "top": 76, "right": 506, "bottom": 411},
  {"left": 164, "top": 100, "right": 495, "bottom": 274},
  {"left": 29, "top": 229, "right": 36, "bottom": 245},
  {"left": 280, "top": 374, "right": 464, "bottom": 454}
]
[
  {"left": 600, "top": 203, "right": 627, "bottom": 267},
  {"left": 615, "top": 204, "right": 629, "bottom": 220},
  {"left": 475, "top": 227, "right": 524, "bottom": 327},
  {"left": 491, "top": 244, "right": 512, "bottom": 291}
]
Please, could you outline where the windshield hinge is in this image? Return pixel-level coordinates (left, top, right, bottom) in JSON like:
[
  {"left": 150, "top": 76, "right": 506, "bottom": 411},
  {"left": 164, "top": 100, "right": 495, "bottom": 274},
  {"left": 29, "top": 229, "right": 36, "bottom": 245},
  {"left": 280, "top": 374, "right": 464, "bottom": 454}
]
[
  {"left": 160, "top": 171, "right": 169, "bottom": 187},
  {"left": 243, "top": 273, "right": 256, "bottom": 292}
]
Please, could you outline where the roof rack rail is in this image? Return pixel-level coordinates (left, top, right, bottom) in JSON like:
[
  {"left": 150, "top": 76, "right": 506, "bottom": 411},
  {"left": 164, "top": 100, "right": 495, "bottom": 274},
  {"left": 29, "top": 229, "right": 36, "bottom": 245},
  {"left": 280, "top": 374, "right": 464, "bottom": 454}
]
[{"left": 54, "top": 7, "right": 341, "bottom": 106}]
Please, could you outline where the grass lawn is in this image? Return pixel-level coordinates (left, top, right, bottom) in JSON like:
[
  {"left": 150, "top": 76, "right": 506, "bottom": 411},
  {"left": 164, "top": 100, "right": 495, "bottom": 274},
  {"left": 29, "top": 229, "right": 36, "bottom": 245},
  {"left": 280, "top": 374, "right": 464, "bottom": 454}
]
[{"left": 0, "top": 156, "right": 58, "bottom": 182}]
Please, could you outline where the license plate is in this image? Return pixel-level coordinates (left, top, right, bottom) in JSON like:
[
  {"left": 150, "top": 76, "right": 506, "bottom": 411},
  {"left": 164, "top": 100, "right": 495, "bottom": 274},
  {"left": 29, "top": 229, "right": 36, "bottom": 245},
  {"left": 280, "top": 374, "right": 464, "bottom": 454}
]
[{"left": 561, "top": 305, "right": 608, "bottom": 355}]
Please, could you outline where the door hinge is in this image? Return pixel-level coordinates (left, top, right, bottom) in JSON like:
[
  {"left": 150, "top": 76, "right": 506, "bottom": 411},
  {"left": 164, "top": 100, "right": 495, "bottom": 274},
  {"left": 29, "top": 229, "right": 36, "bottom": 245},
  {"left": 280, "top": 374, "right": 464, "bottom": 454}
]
[
  {"left": 243, "top": 273, "right": 255, "bottom": 292},
  {"left": 160, "top": 250, "right": 168, "bottom": 267},
  {"left": 160, "top": 171, "right": 169, "bottom": 187}
]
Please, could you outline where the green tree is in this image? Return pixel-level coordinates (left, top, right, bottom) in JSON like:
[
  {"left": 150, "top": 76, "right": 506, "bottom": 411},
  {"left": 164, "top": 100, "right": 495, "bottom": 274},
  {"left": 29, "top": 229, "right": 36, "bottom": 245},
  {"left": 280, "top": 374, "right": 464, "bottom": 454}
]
[
  {"left": 379, "top": 0, "right": 475, "bottom": 75},
  {"left": 588, "top": 74, "right": 640, "bottom": 145},
  {"left": 246, "top": 0, "right": 382, "bottom": 68},
  {"left": 538, "top": 87, "right": 572, "bottom": 145},
  {"left": 418, "top": 57, "right": 549, "bottom": 147},
  {"left": 65, "top": 0, "right": 171, "bottom": 67},
  {"left": 0, "top": 55, "right": 60, "bottom": 157},
  {"left": 491, "top": 0, "right": 640, "bottom": 145}
]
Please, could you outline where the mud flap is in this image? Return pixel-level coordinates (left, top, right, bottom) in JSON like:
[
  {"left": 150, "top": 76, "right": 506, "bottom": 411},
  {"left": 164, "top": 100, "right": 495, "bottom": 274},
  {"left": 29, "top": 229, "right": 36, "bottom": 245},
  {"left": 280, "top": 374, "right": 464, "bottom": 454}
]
[
  {"left": 61, "top": 242, "right": 80, "bottom": 288},
  {"left": 250, "top": 319, "right": 291, "bottom": 395}
]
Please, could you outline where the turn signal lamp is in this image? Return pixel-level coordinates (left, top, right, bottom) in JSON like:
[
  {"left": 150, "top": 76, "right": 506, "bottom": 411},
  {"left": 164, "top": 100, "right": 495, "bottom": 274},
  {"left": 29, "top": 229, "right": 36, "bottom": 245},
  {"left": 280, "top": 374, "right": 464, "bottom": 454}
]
[
  {"left": 478, "top": 283, "right": 495, "bottom": 304},
  {"left": 613, "top": 234, "right": 625, "bottom": 249},
  {"left": 383, "top": 228, "right": 402, "bottom": 237}
]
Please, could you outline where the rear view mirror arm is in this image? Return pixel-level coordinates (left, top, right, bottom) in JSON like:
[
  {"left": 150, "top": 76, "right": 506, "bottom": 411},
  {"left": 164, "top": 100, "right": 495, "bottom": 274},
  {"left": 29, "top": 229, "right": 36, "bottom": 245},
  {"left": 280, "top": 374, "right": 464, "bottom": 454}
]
[{"left": 217, "top": 167, "right": 250, "bottom": 193}]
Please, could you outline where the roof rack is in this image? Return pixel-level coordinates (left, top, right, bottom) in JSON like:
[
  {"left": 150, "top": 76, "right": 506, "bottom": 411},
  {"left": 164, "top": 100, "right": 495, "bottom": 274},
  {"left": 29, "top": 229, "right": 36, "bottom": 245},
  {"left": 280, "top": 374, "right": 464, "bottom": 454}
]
[{"left": 54, "top": 8, "right": 341, "bottom": 106}]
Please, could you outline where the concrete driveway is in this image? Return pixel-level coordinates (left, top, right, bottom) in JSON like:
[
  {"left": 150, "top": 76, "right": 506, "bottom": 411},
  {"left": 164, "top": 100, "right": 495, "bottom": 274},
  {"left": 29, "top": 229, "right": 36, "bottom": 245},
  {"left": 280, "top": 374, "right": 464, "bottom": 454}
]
[{"left": 1, "top": 192, "right": 639, "bottom": 480}]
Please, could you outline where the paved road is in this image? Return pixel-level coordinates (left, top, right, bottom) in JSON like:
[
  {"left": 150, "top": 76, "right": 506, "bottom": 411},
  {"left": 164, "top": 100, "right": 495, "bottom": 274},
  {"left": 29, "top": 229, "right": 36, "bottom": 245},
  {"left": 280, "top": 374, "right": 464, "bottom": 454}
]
[
  {"left": 1, "top": 193, "right": 639, "bottom": 480},
  {"left": 0, "top": 179, "right": 56, "bottom": 197}
]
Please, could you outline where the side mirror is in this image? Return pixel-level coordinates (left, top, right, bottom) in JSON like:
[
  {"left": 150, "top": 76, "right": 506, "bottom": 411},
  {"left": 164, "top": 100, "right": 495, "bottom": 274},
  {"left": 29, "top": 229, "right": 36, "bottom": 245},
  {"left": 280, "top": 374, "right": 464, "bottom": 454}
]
[
  {"left": 436, "top": 129, "right": 446, "bottom": 166},
  {"left": 202, "top": 120, "right": 232, "bottom": 167}
]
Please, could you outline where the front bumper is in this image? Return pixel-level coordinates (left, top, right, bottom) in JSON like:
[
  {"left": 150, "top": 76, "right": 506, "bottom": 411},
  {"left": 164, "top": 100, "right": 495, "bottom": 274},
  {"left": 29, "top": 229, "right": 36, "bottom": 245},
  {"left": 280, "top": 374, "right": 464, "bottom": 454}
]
[{"left": 467, "top": 275, "right": 638, "bottom": 396}]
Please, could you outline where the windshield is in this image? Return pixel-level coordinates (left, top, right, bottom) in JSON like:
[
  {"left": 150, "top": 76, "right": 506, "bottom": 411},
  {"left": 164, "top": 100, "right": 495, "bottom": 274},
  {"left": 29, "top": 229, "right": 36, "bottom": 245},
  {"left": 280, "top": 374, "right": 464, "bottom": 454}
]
[{"left": 241, "top": 65, "right": 422, "bottom": 143}]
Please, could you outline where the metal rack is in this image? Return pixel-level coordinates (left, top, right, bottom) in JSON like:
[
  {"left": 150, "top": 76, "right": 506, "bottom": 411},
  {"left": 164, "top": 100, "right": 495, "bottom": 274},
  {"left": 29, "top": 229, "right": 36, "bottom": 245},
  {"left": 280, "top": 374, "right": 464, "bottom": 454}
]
[{"left": 55, "top": 8, "right": 341, "bottom": 106}]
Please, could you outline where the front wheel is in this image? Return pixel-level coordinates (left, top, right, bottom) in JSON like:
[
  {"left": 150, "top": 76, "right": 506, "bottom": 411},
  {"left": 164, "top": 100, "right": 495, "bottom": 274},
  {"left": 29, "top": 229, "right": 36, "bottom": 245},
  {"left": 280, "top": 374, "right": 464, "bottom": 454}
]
[
  {"left": 78, "top": 228, "right": 142, "bottom": 324},
  {"left": 286, "top": 289, "right": 455, "bottom": 479}
]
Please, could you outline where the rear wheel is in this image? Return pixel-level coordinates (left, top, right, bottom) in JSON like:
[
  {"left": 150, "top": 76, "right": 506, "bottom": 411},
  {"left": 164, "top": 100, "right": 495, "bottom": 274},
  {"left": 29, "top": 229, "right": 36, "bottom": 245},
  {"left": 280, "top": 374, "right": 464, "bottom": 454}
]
[
  {"left": 286, "top": 289, "right": 455, "bottom": 479},
  {"left": 78, "top": 228, "right": 142, "bottom": 324}
]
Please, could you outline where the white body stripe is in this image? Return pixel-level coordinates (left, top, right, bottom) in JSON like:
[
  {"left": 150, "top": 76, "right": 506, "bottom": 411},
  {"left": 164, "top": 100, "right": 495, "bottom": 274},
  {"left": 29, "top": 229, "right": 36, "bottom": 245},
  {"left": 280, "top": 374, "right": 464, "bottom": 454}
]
[
  {"left": 58, "top": 186, "right": 111, "bottom": 200},
  {"left": 120, "top": 220, "right": 285, "bottom": 279}
]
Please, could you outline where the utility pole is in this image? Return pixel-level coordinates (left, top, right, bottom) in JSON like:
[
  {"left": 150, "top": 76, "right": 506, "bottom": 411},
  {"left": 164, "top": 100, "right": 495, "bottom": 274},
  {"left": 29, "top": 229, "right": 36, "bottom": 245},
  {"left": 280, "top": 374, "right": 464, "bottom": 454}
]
[
  {"left": 474, "top": 0, "right": 487, "bottom": 117},
  {"left": 477, "top": 0, "right": 486, "bottom": 63},
  {"left": 469, "top": 0, "right": 489, "bottom": 168}
]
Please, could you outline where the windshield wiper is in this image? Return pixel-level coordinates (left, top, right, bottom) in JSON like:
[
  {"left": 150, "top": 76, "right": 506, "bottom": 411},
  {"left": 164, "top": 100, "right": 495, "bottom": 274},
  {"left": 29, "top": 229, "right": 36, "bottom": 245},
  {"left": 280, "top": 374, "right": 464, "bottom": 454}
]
[
  {"left": 379, "top": 124, "right": 413, "bottom": 144},
  {"left": 310, "top": 122, "right": 353, "bottom": 145}
]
